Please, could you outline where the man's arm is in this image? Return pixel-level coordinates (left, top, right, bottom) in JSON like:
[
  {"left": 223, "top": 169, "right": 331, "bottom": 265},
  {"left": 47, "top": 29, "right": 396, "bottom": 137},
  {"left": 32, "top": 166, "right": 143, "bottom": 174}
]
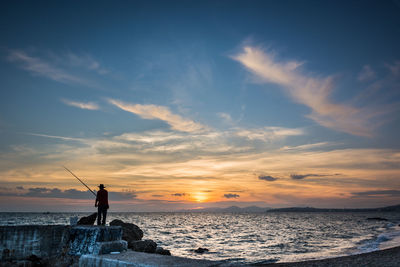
[{"left": 95, "top": 194, "right": 98, "bottom": 207}]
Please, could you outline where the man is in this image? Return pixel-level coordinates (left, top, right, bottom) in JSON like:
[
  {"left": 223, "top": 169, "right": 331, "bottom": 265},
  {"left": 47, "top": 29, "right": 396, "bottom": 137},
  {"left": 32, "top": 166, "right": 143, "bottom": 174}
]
[{"left": 95, "top": 184, "right": 109, "bottom": 225}]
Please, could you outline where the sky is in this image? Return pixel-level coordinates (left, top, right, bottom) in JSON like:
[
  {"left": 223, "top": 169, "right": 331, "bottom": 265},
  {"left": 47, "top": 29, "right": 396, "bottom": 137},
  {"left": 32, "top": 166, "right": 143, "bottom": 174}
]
[{"left": 0, "top": 0, "right": 400, "bottom": 211}]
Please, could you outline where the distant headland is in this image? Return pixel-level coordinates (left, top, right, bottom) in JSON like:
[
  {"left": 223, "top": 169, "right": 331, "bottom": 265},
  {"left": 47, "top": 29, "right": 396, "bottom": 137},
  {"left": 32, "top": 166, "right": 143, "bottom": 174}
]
[
  {"left": 266, "top": 204, "right": 400, "bottom": 212},
  {"left": 178, "top": 204, "right": 400, "bottom": 213}
]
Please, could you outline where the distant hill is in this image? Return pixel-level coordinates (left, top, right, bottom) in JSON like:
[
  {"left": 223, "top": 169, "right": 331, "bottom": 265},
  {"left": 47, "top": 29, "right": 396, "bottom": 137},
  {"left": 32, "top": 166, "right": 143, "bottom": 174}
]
[
  {"left": 178, "top": 205, "right": 270, "bottom": 213},
  {"left": 267, "top": 204, "right": 400, "bottom": 212}
]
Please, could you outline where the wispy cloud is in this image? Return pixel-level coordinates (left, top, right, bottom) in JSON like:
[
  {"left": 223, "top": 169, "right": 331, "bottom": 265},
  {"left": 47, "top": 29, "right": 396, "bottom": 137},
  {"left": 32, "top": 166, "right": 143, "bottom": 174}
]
[
  {"left": 7, "top": 49, "right": 109, "bottom": 88},
  {"left": 217, "top": 112, "right": 233, "bottom": 124},
  {"left": 386, "top": 61, "right": 400, "bottom": 77},
  {"left": 358, "top": 65, "right": 376, "bottom": 82},
  {"left": 351, "top": 190, "right": 400, "bottom": 198},
  {"left": 66, "top": 52, "right": 108, "bottom": 75},
  {"left": 224, "top": 193, "right": 240, "bottom": 199},
  {"left": 233, "top": 46, "right": 378, "bottom": 137},
  {"left": 290, "top": 173, "right": 329, "bottom": 180},
  {"left": 235, "top": 126, "right": 304, "bottom": 141},
  {"left": 23, "top": 132, "right": 84, "bottom": 142},
  {"left": 108, "top": 99, "right": 208, "bottom": 133},
  {"left": 281, "top": 142, "right": 336, "bottom": 151},
  {"left": 115, "top": 131, "right": 187, "bottom": 143},
  {"left": 7, "top": 50, "right": 93, "bottom": 86},
  {"left": 61, "top": 98, "right": 99, "bottom": 110},
  {"left": 259, "top": 175, "right": 278, "bottom": 181}
]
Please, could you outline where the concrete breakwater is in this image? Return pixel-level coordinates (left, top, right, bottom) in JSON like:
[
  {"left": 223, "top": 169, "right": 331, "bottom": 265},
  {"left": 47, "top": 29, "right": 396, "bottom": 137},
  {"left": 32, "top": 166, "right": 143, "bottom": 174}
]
[
  {"left": 0, "top": 225, "right": 127, "bottom": 266},
  {"left": 0, "top": 224, "right": 223, "bottom": 267}
]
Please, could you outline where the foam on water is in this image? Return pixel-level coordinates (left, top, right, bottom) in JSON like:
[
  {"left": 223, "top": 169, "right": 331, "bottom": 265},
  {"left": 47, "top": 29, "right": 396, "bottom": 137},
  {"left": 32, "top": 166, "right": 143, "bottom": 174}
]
[{"left": 357, "top": 224, "right": 400, "bottom": 253}]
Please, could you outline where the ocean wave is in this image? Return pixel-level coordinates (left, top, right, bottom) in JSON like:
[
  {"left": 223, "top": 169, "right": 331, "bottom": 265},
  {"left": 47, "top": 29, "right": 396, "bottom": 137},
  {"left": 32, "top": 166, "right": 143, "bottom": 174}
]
[{"left": 358, "top": 229, "right": 400, "bottom": 253}]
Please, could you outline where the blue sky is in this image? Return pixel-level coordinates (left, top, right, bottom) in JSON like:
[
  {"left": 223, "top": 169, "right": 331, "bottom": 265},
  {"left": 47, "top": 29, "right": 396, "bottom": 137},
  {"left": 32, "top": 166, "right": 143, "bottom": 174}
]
[{"left": 0, "top": 0, "right": 399, "bottom": 211}]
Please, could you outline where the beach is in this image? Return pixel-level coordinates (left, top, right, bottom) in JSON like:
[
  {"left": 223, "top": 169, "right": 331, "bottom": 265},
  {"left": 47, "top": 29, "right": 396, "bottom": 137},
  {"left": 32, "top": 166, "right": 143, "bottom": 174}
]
[{"left": 265, "top": 246, "right": 400, "bottom": 267}]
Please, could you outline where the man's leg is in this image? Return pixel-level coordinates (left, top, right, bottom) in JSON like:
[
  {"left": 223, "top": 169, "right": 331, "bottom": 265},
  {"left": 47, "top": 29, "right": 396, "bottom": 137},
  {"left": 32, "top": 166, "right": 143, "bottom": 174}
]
[
  {"left": 97, "top": 206, "right": 102, "bottom": 225},
  {"left": 101, "top": 207, "right": 107, "bottom": 225}
]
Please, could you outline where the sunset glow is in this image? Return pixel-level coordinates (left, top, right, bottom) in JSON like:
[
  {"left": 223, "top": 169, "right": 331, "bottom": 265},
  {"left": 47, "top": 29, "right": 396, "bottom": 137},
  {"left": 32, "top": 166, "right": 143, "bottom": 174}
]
[{"left": 0, "top": 0, "right": 399, "bottom": 212}]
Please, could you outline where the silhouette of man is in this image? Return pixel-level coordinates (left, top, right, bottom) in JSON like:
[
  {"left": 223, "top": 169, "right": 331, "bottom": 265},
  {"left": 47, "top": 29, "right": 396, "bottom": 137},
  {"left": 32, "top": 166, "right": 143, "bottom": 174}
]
[{"left": 95, "top": 184, "right": 109, "bottom": 225}]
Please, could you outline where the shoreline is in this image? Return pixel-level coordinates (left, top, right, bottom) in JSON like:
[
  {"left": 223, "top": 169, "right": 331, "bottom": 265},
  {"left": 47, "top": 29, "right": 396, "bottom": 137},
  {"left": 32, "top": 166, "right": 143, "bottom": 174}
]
[{"left": 262, "top": 245, "right": 400, "bottom": 267}]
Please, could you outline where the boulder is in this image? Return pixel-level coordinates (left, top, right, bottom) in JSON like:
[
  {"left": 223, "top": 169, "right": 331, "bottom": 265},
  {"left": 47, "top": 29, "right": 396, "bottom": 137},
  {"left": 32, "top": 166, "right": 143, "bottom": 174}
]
[
  {"left": 193, "top": 247, "right": 209, "bottom": 254},
  {"left": 109, "top": 219, "right": 143, "bottom": 241},
  {"left": 155, "top": 247, "right": 171, "bottom": 256},
  {"left": 128, "top": 240, "right": 157, "bottom": 253},
  {"left": 77, "top": 213, "right": 97, "bottom": 225}
]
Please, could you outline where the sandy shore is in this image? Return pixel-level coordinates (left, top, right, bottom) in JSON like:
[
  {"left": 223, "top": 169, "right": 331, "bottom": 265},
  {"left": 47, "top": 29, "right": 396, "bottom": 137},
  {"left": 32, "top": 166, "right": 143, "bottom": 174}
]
[{"left": 262, "top": 246, "right": 400, "bottom": 267}]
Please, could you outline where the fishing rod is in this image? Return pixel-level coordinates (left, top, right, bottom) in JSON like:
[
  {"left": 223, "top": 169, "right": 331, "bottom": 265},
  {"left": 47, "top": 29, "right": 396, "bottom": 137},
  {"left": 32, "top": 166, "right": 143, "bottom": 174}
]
[{"left": 63, "top": 166, "right": 96, "bottom": 197}]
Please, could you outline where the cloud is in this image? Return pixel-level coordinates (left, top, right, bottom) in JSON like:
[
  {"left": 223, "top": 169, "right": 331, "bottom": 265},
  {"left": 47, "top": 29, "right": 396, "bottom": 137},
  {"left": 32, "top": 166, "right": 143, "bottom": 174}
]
[
  {"left": 259, "top": 175, "right": 278, "bottom": 181},
  {"left": 386, "top": 61, "right": 400, "bottom": 77},
  {"left": 281, "top": 142, "right": 336, "bottom": 151},
  {"left": 1, "top": 143, "right": 400, "bottom": 209},
  {"left": 108, "top": 99, "right": 207, "bottom": 133},
  {"left": 235, "top": 126, "right": 304, "bottom": 141},
  {"left": 290, "top": 173, "right": 328, "bottom": 180},
  {"left": 351, "top": 190, "right": 400, "bottom": 198},
  {"left": 23, "top": 132, "right": 84, "bottom": 142},
  {"left": 233, "top": 46, "right": 376, "bottom": 137},
  {"left": 0, "top": 187, "right": 137, "bottom": 200},
  {"left": 358, "top": 65, "right": 376, "bottom": 82},
  {"left": 224, "top": 193, "right": 240, "bottom": 199},
  {"left": 61, "top": 99, "right": 99, "bottom": 110},
  {"left": 115, "top": 131, "right": 187, "bottom": 143},
  {"left": 66, "top": 52, "right": 108, "bottom": 75},
  {"left": 7, "top": 50, "right": 92, "bottom": 86},
  {"left": 171, "top": 193, "right": 186, "bottom": 197},
  {"left": 217, "top": 112, "right": 233, "bottom": 123}
]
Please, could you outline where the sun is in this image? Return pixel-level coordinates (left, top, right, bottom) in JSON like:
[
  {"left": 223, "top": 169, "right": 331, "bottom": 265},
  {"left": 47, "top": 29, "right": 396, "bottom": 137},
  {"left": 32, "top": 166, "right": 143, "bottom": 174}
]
[{"left": 192, "top": 192, "right": 208, "bottom": 203}]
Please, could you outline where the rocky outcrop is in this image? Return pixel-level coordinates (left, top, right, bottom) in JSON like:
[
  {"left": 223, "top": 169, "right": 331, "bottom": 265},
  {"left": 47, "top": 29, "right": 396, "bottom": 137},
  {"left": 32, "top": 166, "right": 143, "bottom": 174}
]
[
  {"left": 194, "top": 247, "right": 209, "bottom": 254},
  {"left": 109, "top": 219, "right": 143, "bottom": 241},
  {"left": 155, "top": 247, "right": 171, "bottom": 256},
  {"left": 77, "top": 213, "right": 97, "bottom": 225},
  {"left": 109, "top": 219, "right": 171, "bottom": 256},
  {"left": 128, "top": 239, "right": 157, "bottom": 253}
]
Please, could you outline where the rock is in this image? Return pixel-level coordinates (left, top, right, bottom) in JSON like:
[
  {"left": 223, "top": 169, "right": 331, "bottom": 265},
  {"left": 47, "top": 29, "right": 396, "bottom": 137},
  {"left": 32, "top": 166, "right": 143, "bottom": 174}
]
[
  {"left": 155, "top": 247, "right": 171, "bottom": 256},
  {"left": 109, "top": 219, "right": 143, "bottom": 241},
  {"left": 193, "top": 247, "right": 209, "bottom": 254},
  {"left": 128, "top": 240, "right": 157, "bottom": 253},
  {"left": 367, "top": 217, "right": 388, "bottom": 221},
  {"left": 77, "top": 213, "right": 97, "bottom": 225}
]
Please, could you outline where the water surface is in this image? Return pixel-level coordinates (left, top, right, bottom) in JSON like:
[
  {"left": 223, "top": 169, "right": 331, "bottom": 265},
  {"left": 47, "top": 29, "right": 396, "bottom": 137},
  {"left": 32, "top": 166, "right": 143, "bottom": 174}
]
[{"left": 1, "top": 212, "right": 400, "bottom": 264}]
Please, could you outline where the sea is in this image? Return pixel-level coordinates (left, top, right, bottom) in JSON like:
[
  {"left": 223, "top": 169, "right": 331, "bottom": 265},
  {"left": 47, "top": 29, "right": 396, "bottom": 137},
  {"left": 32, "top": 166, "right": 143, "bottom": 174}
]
[{"left": 1, "top": 211, "right": 400, "bottom": 265}]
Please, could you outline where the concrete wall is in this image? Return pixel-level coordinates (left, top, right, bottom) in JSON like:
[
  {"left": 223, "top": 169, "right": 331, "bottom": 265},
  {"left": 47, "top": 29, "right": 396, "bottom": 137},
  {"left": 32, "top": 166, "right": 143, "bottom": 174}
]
[
  {"left": 0, "top": 225, "right": 69, "bottom": 261},
  {"left": 0, "top": 225, "right": 125, "bottom": 261},
  {"left": 69, "top": 226, "right": 123, "bottom": 255}
]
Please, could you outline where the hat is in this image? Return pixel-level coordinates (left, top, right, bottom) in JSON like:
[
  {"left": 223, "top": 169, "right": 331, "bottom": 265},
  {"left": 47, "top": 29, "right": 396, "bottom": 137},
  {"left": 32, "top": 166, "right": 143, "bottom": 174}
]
[{"left": 98, "top": 184, "right": 105, "bottom": 189}]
